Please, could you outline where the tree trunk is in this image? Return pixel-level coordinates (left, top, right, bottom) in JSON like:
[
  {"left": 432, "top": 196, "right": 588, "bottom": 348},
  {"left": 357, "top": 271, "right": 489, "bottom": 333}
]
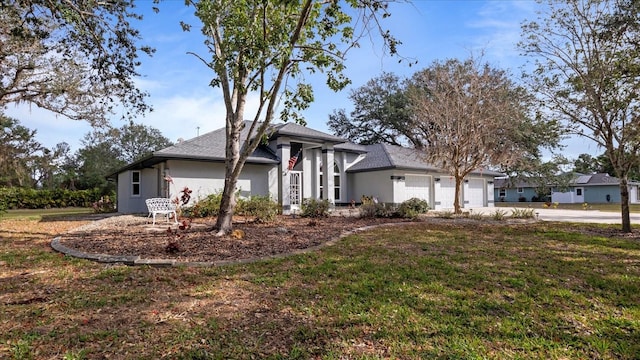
[
  {"left": 619, "top": 178, "right": 631, "bottom": 233},
  {"left": 215, "top": 177, "right": 238, "bottom": 236},
  {"left": 453, "top": 175, "right": 463, "bottom": 214},
  {"left": 215, "top": 116, "right": 242, "bottom": 236}
]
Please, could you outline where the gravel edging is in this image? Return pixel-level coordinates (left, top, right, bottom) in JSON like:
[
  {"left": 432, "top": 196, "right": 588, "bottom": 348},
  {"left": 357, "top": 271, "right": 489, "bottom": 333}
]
[{"left": 51, "top": 222, "right": 410, "bottom": 267}]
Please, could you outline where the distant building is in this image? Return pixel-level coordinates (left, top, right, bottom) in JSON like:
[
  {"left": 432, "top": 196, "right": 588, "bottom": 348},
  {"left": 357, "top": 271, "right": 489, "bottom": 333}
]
[
  {"left": 551, "top": 173, "right": 640, "bottom": 204},
  {"left": 494, "top": 178, "right": 549, "bottom": 203}
]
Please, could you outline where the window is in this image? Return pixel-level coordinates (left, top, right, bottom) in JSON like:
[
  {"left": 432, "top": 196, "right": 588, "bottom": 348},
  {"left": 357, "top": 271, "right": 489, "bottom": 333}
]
[
  {"left": 517, "top": 187, "right": 524, "bottom": 193},
  {"left": 132, "top": 171, "right": 140, "bottom": 196},
  {"left": 319, "top": 162, "right": 341, "bottom": 200},
  {"left": 499, "top": 188, "right": 506, "bottom": 197},
  {"left": 576, "top": 188, "right": 583, "bottom": 196},
  {"left": 334, "top": 162, "right": 341, "bottom": 201}
]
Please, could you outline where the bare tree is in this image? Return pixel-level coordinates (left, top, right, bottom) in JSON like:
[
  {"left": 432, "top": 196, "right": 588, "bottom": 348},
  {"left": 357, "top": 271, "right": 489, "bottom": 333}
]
[
  {"left": 407, "top": 56, "right": 560, "bottom": 213},
  {"left": 185, "top": 0, "right": 408, "bottom": 235},
  {"left": 520, "top": 0, "right": 640, "bottom": 232}
]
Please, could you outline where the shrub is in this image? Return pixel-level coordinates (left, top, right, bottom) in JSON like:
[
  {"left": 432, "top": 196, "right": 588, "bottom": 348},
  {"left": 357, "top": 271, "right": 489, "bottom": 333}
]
[
  {"left": 437, "top": 210, "right": 455, "bottom": 219},
  {"left": 301, "top": 198, "right": 330, "bottom": 218},
  {"left": 0, "top": 187, "right": 110, "bottom": 209},
  {"left": 518, "top": 196, "right": 527, "bottom": 202},
  {"left": 511, "top": 208, "right": 536, "bottom": 219},
  {"left": 185, "top": 192, "right": 223, "bottom": 218},
  {"left": 491, "top": 209, "right": 507, "bottom": 221},
  {"left": 237, "top": 195, "right": 279, "bottom": 223},
  {"left": 92, "top": 195, "right": 116, "bottom": 213},
  {"left": 397, "top": 198, "right": 429, "bottom": 219},
  {"left": 359, "top": 202, "right": 398, "bottom": 218}
]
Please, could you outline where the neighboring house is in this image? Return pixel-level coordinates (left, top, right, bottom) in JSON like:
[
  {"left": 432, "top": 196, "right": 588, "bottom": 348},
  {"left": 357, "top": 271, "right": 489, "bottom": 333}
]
[
  {"left": 551, "top": 173, "right": 640, "bottom": 204},
  {"left": 109, "top": 121, "right": 502, "bottom": 214},
  {"left": 493, "top": 178, "right": 548, "bottom": 203}
]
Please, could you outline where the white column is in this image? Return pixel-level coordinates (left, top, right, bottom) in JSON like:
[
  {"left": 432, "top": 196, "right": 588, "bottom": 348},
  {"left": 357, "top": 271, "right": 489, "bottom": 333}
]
[
  {"left": 276, "top": 137, "right": 291, "bottom": 214},
  {"left": 302, "top": 147, "right": 312, "bottom": 201},
  {"left": 322, "top": 144, "right": 335, "bottom": 205}
]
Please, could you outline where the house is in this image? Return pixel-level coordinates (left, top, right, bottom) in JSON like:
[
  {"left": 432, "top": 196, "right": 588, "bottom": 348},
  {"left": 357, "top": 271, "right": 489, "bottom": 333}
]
[
  {"left": 109, "top": 121, "right": 502, "bottom": 214},
  {"left": 551, "top": 173, "right": 640, "bottom": 204},
  {"left": 493, "top": 178, "right": 550, "bottom": 203}
]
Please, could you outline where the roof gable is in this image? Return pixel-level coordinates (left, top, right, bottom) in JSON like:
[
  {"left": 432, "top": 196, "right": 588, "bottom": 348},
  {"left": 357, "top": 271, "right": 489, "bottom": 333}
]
[{"left": 268, "top": 122, "right": 346, "bottom": 143}]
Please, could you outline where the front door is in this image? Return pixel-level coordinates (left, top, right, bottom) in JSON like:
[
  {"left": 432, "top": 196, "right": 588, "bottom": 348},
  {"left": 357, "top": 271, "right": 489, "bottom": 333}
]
[{"left": 290, "top": 171, "right": 302, "bottom": 210}]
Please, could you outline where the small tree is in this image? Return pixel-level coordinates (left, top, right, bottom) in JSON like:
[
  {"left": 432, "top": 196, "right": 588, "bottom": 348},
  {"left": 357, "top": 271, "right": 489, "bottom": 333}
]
[
  {"left": 407, "top": 56, "right": 561, "bottom": 213},
  {"left": 185, "top": 0, "right": 408, "bottom": 235}
]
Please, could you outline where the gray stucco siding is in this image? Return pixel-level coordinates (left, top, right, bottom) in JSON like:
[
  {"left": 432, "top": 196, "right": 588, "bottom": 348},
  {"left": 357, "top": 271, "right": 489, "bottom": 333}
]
[
  {"left": 117, "top": 168, "right": 160, "bottom": 214},
  {"left": 349, "top": 170, "right": 395, "bottom": 204},
  {"left": 164, "top": 160, "right": 278, "bottom": 206}
]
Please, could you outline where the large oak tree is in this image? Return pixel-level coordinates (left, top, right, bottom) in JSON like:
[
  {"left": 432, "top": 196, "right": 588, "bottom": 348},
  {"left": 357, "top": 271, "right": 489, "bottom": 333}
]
[
  {"left": 327, "top": 72, "right": 421, "bottom": 147},
  {"left": 520, "top": 0, "right": 640, "bottom": 232},
  {"left": 185, "top": 0, "right": 406, "bottom": 234},
  {"left": 1, "top": 0, "right": 153, "bottom": 124}
]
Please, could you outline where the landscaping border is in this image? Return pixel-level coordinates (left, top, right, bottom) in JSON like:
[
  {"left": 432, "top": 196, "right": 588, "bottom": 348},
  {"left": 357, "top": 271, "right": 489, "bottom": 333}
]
[{"left": 50, "top": 222, "right": 408, "bottom": 267}]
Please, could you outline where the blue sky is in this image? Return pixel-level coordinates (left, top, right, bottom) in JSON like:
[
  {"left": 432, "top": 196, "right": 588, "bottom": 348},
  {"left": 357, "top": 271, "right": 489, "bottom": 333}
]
[{"left": 6, "top": 0, "right": 598, "bottom": 159}]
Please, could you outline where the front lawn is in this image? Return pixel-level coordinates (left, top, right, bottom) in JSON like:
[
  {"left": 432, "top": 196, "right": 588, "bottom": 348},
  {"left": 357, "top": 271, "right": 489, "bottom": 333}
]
[
  {"left": 1, "top": 216, "right": 638, "bottom": 359},
  {"left": 496, "top": 202, "right": 640, "bottom": 212}
]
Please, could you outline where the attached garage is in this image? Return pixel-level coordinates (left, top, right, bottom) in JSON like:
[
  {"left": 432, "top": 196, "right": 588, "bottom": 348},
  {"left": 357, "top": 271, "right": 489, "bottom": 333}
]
[
  {"left": 465, "top": 178, "right": 485, "bottom": 207},
  {"left": 436, "top": 177, "right": 457, "bottom": 209},
  {"left": 404, "top": 175, "right": 431, "bottom": 203}
]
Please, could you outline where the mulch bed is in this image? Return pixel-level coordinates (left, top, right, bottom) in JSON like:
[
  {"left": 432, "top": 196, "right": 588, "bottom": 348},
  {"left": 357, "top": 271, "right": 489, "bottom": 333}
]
[{"left": 56, "top": 214, "right": 411, "bottom": 263}]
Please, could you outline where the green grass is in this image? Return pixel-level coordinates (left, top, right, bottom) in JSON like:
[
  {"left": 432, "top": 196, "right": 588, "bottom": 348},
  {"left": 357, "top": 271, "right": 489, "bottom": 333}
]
[
  {"left": 497, "top": 202, "right": 640, "bottom": 212},
  {"left": 1, "top": 219, "right": 639, "bottom": 358},
  {"left": 2, "top": 207, "right": 93, "bottom": 220}
]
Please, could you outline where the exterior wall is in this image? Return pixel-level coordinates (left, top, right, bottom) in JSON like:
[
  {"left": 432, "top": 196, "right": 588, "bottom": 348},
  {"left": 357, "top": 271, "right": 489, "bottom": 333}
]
[
  {"left": 553, "top": 185, "right": 640, "bottom": 204},
  {"left": 630, "top": 185, "right": 640, "bottom": 204},
  {"left": 494, "top": 187, "right": 538, "bottom": 203},
  {"left": 349, "top": 170, "right": 395, "bottom": 204},
  {"left": 117, "top": 160, "right": 277, "bottom": 214},
  {"left": 165, "top": 160, "right": 276, "bottom": 205},
  {"left": 350, "top": 171, "right": 496, "bottom": 210},
  {"left": 487, "top": 180, "right": 495, "bottom": 207},
  {"left": 117, "top": 168, "right": 160, "bottom": 214},
  {"left": 583, "top": 185, "right": 620, "bottom": 204}
]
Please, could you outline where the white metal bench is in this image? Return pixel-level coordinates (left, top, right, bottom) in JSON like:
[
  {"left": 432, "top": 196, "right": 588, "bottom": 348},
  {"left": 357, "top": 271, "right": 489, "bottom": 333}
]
[{"left": 145, "top": 198, "right": 178, "bottom": 225}]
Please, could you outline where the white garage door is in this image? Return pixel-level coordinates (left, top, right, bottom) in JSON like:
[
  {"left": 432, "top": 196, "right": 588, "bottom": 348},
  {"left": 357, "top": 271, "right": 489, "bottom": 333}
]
[
  {"left": 404, "top": 175, "right": 430, "bottom": 202},
  {"left": 465, "top": 179, "right": 485, "bottom": 207},
  {"left": 438, "top": 177, "right": 456, "bottom": 209}
]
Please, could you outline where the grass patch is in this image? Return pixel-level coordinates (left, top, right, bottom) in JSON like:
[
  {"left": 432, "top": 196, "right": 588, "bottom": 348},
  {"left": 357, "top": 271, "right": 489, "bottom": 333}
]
[
  {"left": 2, "top": 207, "right": 93, "bottom": 220},
  {"left": 1, "top": 219, "right": 639, "bottom": 358},
  {"left": 496, "top": 202, "right": 640, "bottom": 213}
]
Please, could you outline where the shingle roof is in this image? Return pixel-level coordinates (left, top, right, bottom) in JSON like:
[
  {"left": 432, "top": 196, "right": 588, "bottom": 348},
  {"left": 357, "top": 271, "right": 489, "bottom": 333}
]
[
  {"left": 155, "top": 121, "right": 277, "bottom": 163},
  {"left": 571, "top": 173, "right": 639, "bottom": 186},
  {"left": 269, "top": 122, "right": 346, "bottom": 143},
  {"left": 493, "top": 178, "right": 538, "bottom": 188},
  {"left": 110, "top": 121, "right": 504, "bottom": 178},
  {"left": 347, "top": 143, "right": 503, "bottom": 176}
]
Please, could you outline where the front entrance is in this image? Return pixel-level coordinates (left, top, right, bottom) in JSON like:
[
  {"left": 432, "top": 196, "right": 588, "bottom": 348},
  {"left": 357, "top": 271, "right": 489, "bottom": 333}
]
[{"left": 290, "top": 171, "right": 302, "bottom": 210}]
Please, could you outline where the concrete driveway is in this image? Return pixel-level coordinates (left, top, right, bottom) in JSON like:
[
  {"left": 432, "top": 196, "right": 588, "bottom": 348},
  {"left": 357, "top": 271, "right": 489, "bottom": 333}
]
[{"left": 471, "top": 207, "right": 640, "bottom": 224}]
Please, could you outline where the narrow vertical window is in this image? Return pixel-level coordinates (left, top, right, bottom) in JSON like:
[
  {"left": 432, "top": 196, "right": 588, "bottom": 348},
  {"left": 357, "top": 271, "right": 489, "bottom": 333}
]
[
  {"left": 132, "top": 171, "right": 141, "bottom": 196},
  {"left": 333, "top": 162, "right": 341, "bottom": 201}
]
